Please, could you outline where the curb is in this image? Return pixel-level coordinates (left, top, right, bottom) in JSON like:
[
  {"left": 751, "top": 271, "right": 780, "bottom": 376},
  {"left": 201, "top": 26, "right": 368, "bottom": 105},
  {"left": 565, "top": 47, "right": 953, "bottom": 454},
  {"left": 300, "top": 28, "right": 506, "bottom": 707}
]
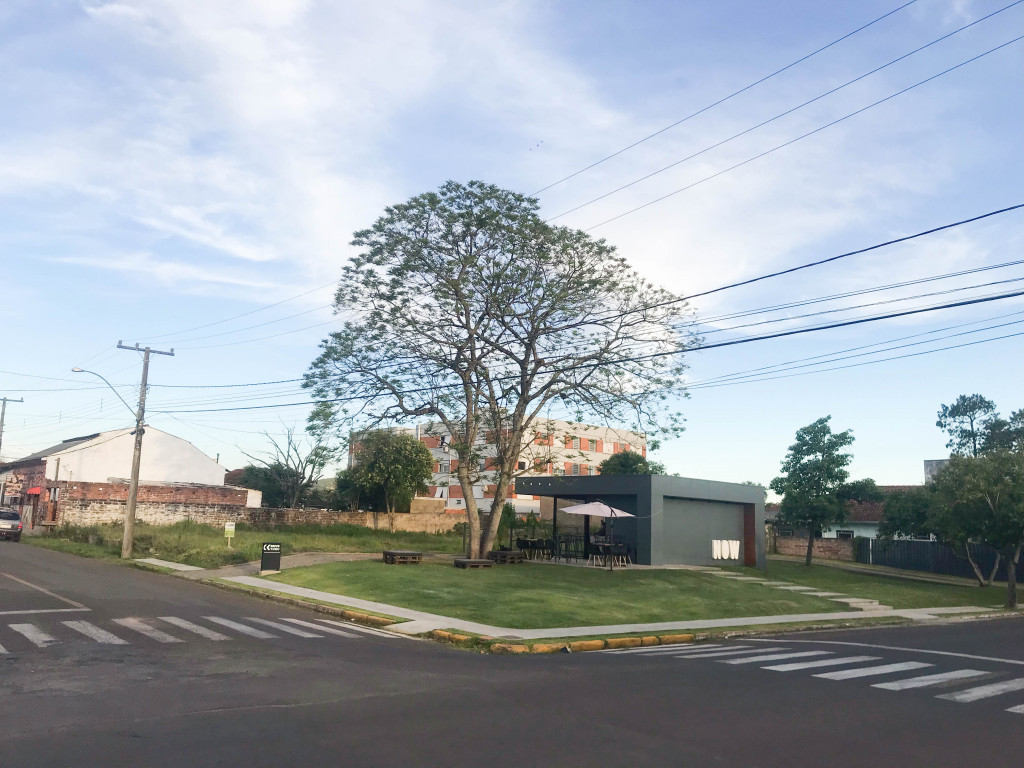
[{"left": 490, "top": 633, "right": 696, "bottom": 655}]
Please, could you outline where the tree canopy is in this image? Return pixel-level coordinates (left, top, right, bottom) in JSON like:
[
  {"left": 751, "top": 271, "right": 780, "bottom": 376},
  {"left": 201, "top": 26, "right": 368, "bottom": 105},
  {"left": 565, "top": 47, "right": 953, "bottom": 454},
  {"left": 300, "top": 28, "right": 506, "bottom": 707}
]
[
  {"left": 769, "top": 416, "right": 876, "bottom": 566},
  {"left": 238, "top": 427, "right": 336, "bottom": 508},
  {"left": 349, "top": 430, "right": 435, "bottom": 531},
  {"left": 305, "top": 181, "right": 697, "bottom": 557},
  {"left": 936, "top": 394, "right": 997, "bottom": 457},
  {"left": 598, "top": 450, "right": 666, "bottom": 475}
]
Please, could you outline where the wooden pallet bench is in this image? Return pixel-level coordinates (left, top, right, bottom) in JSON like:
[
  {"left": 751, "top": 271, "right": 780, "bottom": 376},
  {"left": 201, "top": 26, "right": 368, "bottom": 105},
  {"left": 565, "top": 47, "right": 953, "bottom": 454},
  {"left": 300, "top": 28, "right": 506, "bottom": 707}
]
[
  {"left": 383, "top": 550, "right": 423, "bottom": 565},
  {"left": 454, "top": 558, "right": 494, "bottom": 569},
  {"left": 487, "top": 550, "right": 525, "bottom": 564}
]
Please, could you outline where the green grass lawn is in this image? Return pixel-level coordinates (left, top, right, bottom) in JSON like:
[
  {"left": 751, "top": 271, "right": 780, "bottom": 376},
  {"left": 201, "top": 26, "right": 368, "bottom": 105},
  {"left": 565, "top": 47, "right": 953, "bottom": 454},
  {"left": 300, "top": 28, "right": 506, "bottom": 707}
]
[
  {"left": 746, "top": 561, "right": 1009, "bottom": 609},
  {"left": 26, "top": 520, "right": 465, "bottom": 569},
  {"left": 265, "top": 561, "right": 848, "bottom": 628}
]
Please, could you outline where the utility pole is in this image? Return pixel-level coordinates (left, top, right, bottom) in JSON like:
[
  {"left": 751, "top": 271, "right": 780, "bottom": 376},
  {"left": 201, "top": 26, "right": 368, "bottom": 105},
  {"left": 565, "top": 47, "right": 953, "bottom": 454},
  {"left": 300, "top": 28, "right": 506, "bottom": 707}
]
[
  {"left": 117, "top": 342, "right": 174, "bottom": 559},
  {"left": 0, "top": 396, "right": 24, "bottom": 463}
]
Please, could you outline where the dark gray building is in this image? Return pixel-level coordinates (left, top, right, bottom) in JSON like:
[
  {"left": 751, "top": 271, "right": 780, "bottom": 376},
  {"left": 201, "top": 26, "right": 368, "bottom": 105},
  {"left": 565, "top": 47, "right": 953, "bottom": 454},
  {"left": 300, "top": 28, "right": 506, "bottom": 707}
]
[{"left": 516, "top": 474, "right": 766, "bottom": 570}]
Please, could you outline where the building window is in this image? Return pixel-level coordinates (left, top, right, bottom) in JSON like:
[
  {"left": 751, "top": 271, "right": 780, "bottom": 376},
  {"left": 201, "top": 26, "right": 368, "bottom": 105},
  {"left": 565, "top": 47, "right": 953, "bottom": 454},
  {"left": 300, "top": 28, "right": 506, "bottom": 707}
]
[
  {"left": 777, "top": 528, "right": 793, "bottom": 538},
  {"left": 588, "top": 439, "right": 597, "bottom": 452},
  {"left": 553, "top": 467, "right": 565, "bottom": 476},
  {"left": 587, "top": 465, "right": 596, "bottom": 476},
  {"left": 835, "top": 530, "right": 854, "bottom": 540},
  {"left": 48, "top": 487, "right": 59, "bottom": 502},
  {"left": 516, "top": 460, "right": 526, "bottom": 471},
  {"left": 439, "top": 460, "right": 451, "bottom": 474},
  {"left": 570, "top": 464, "right": 580, "bottom": 476}
]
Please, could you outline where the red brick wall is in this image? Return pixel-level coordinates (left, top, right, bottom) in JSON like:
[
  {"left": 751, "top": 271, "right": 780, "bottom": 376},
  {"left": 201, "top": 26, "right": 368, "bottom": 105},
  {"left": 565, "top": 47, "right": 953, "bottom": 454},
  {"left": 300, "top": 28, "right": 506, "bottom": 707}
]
[
  {"left": 775, "top": 536, "right": 854, "bottom": 561},
  {"left": 63, "top": 481, "right": 247, "bottom": 505}
]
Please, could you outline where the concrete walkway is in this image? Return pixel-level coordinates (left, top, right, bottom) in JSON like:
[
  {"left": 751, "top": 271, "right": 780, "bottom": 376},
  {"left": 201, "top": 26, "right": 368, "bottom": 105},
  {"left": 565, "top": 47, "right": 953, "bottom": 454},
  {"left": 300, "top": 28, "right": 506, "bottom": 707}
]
[{"left": 219, "top": 575, "right": 996, "bottom": 641}]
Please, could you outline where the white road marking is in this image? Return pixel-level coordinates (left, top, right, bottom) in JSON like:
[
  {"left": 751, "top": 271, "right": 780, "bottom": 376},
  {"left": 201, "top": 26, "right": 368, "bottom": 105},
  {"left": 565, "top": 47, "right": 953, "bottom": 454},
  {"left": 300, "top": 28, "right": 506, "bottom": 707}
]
[
  {"left": 245, "top": 618, "right": 322, "bottom": 638},
  {"left": 158, "top": 617, "right": 230, "bottom": 641},
  {"left": 816, "top": 662, "right": 933, "bottom": 680},
  {"left": 1006, "top": 704, "right": 1024, "bottom": 714},
  {"left": 873, "top": 669, "right": 988, "bottom": 691},
  {"left": 764, "top": 656, "right": 881, "bottom": 672},
  {"left": 0, "top": 573, "right": 89, "bottom": 611},
  {"left": 203, "top": 617, "right": 277, "bottom": 639},
  {"left": 281, "top": 618, "right": 358, "bottom": 638},
  {"left": 604, "top": 644, "right": 727, "bottom": 655},
  {"left": 937, "top": 677, "right": 1024, "bottom": 703},
  {"left": 745, "top": 638, "right": 1024, "bottom": 667},
  {"left": 314, "top": 618, "right": 401, "bottom": 639},
  {"left": 62, "top": 621, "right": 129, "bottom": 645},
  {"left": 681, "top": 647, "right": 789, "bottom": 659},
  {"left": 0, "top": 642, "right": 7, "bottom": 654},
  {"left": 8, "top": 624, "right": 60, "bottom": 648},
  {"left": 112, "top": 618, "right": 183, "bottom": 643},
  {"left": 723, "top": 651, "right": 832, "bottom": 665}
]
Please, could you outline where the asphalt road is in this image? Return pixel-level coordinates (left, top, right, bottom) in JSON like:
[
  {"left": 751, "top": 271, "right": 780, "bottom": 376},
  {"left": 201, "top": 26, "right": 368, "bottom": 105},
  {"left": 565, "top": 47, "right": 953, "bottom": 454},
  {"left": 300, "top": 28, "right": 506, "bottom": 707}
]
[{"left": 2, "top": 541, "right": 1023, "bottom": 768}]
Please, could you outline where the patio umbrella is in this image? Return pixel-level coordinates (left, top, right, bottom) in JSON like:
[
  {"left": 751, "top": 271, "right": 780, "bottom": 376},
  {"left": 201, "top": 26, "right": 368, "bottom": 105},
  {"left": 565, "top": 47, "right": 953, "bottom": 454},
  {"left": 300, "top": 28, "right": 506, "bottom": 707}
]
[{"left": 560, "top": 502, "right": 633, "bottom": 569}]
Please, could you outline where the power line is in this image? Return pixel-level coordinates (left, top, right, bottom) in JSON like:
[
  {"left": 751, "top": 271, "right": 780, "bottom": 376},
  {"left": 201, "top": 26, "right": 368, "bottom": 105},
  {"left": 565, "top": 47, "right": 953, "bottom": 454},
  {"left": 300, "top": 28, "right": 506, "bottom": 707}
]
[
  {"left": 548, "top": 1, "right": 1024, "bottom": 221},
  {"left": 152, "top": 289, "right": 1024, "bottom": 414},
  {"left": 530, "top": 1, "right": 917, "bottom": 195},
  {"left": 582, "top": 36, "right": 1024, "bottom": 231}
]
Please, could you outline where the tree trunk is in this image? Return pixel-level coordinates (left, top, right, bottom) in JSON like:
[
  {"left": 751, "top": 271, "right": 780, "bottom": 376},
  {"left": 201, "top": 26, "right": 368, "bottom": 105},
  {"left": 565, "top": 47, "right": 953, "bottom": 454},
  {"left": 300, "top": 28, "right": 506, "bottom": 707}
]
[
  {"left": 804, "top": 530, "right": 815, "bottom": 566},
  {"left": 963, "top": 543, "right": 994, "bottom": 586},
  {"left": 476, "top": 473, "right": 513, "bottom": 557},
  {"left": 1006, "top": 544, "right": 1021, "bottom": 610},
  {"left": 385, "top": 491, "right": 395, "bottom": 533}
]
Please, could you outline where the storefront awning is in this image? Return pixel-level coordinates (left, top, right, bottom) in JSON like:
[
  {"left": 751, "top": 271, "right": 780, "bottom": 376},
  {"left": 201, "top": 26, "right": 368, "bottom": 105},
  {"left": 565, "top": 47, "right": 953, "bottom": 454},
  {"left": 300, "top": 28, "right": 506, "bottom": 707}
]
[{"left": 26, "top": 487, "right": 42, "bottom": 495}]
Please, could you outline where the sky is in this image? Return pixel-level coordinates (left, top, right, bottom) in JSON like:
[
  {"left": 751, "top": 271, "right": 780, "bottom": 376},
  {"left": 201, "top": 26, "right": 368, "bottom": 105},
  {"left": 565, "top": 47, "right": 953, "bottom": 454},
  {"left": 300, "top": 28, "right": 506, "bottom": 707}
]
[{"left": 1, "top": 0, "right": 1021, "bottom": 493}]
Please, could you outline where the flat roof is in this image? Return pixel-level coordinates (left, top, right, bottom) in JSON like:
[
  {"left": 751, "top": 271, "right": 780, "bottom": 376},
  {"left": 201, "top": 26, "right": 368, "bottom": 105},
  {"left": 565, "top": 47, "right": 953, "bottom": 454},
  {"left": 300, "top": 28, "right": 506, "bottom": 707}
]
[{"left": 516, "top": 474, "right": 764, "bottom": 505}]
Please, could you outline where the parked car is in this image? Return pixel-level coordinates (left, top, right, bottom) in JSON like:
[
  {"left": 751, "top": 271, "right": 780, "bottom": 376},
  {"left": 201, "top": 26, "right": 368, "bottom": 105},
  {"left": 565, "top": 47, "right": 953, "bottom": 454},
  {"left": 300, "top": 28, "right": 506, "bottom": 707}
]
[{"left": 0, "top": 510, "right": 22, "bottom": 542}]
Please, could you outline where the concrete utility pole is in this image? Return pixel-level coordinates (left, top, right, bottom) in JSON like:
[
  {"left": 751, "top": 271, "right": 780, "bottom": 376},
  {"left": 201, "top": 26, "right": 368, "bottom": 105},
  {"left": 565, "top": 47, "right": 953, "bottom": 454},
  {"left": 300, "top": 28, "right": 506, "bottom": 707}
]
[
  {"left": 0, "top": 396, "right": 25, "bottom": 463},
  {"left": 116, "top": 342, "right": 174, "bottom": 559}
]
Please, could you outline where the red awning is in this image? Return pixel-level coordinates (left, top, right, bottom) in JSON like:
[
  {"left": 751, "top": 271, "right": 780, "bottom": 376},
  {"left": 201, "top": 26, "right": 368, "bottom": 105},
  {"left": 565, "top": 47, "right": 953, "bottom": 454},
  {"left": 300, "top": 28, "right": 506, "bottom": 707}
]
[{"left": 26, "top": 487, "right": 42, "bottom": 495}]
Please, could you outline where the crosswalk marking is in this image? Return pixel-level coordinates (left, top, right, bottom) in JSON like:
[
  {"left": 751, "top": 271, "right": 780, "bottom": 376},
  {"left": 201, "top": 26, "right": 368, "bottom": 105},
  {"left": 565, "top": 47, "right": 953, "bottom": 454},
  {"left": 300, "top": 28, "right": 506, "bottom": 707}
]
[
  {"left": 112, "top": 618, "right": 183, "bottom": 644},
  {"left": 313, "top": 618, "right": 399, "bottom": 639},
  {"left": 815, "top": 662, "right": 933, "bottom": 680},
  {"left": 246, "top": 618, "right": 323, "bottom": 638},
  {"left": 0, "top": 642, "right": 7, "bottom": 654},
  {"left": 203, "top": 617, "right": 277, "bottom": 639},
  {"left": 158, "top": 617, "right": 230, "bottom": 641},
  {"left": 9, "top": 623, "right": 60, "bottom": 648},
  {"left": 764, "top": 656, "right": 881, "bottom": 672},
  {"left": 1006, "top": 704, "right": 1024, "bottom": 714},
  {"left": 723, "top": 651, "right": 831, "bottom": 665},
  {"left": 682, "top": 647, "right": 789, "bottom": 659},
  {"left": 281, "top": 618, "right": 358, "bottom": 638},
  {"left": 872, "top": 669, "right": 987, "bottom": 691},
  {"left": 937, "top": 677, "right": 1024, "bottom": 703},
  {"left": 62, "top": 621, "right": 129, "bottom": 645}
]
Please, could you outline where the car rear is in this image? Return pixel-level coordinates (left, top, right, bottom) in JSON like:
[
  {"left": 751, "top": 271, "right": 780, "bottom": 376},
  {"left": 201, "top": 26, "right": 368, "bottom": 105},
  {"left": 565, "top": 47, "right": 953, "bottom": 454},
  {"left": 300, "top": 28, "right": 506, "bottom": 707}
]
[{"left": 0, "top": 510, "right": 22, "bottom": 541}]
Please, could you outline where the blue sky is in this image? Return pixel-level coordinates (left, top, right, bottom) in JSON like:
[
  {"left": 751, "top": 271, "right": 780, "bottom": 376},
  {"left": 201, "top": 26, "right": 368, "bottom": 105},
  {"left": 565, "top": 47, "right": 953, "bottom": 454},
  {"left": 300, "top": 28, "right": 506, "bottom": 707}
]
[{"left": 1, "top": 0, "right": 1021, "bottom": 492}]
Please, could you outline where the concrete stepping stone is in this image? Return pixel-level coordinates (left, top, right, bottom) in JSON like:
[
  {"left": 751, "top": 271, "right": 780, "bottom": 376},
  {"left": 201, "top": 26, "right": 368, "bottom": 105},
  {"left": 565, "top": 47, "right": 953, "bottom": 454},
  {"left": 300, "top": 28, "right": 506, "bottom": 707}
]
[
  {"left": 804, "top": 592, "right": 845, "bottom": 597},
  {"left": 773, "top": 585, "right": 817, "bottom": 591}
]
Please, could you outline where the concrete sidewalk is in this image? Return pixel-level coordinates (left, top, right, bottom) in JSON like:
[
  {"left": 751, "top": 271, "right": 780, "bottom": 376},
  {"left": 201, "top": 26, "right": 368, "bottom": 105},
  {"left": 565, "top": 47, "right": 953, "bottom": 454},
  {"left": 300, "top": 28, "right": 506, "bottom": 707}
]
[{"left": 219, "top": 574, "right": 997, "bottom": 641}]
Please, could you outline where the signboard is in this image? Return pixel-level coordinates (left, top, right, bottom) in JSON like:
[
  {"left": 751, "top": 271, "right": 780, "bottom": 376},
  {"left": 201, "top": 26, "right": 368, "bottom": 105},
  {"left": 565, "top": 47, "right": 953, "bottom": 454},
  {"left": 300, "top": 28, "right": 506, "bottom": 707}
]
[
  {"left": 224, "top": 521, "right": 235, "bottom": 537},
  {"left": 261, "top": 542, "right": 282, "bottom": 573}
]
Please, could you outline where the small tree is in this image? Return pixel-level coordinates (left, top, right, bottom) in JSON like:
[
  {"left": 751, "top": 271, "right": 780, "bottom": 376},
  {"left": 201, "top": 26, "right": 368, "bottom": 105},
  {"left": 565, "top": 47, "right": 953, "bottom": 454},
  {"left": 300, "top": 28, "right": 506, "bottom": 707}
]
[
  {"left": 932, "top": 450, "right": 1024, "bottom": 607},
  {"left": 981, "top": 409, "right": 1024, "bottom": 453},
  {"left": 770, "top": 416, "right": 857, "bottom": 566},
  {"left": 936, "top": 394, "right": 997, "bottom": 458},
  {"left": 349, "top": 430, "right": 435, "bottom": 532},
  {"left": 878, "top": 486, "right": 935, "bottom": 540},
  {"left": 598, "top": 450, "right": 665, "bottom": 475}
]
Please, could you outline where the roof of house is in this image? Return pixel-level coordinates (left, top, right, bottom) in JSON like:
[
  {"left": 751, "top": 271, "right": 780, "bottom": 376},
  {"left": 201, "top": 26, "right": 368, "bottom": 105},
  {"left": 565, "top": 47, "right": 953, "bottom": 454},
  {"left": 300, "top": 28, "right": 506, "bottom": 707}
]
[
  {"left": 845, "top": 485, "right": 921, "bottom": 524},
  {"left": 0, "top": 432, "right": 105, "bottom": 471}
]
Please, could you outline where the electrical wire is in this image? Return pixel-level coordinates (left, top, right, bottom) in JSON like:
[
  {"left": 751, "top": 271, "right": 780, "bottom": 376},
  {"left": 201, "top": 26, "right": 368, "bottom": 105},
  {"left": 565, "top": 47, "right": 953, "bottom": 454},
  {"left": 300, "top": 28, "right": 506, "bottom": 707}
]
[
  {"left": 583, "top": 37, "right": 1024, "bottom": 231},
  {"left": 531, "top": 0, "right": 917, "bottom": 195}
]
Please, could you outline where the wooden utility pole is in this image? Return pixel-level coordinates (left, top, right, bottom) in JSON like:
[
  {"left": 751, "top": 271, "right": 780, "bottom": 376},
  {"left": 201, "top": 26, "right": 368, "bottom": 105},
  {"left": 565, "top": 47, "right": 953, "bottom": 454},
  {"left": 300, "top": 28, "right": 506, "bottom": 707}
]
[
  {"left": 0, "top": 396, "right": 24, "bottom": 463},
  {"left": 116, "top": 342, "right": 174, "bottom": 559}
]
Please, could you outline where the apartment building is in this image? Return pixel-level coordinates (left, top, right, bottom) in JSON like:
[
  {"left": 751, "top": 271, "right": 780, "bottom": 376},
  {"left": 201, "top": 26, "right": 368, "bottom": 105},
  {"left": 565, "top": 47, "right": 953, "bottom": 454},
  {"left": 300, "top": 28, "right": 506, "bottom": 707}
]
[{"left": 416, "top": 418, "right": 647, "bottom": 515}]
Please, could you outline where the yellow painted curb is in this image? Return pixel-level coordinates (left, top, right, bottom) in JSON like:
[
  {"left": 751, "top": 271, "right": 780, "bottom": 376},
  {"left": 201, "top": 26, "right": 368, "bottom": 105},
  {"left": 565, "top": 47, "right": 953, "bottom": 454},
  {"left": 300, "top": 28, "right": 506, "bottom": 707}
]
[
  {"left": 605, "top": 637, "right": 643, "bottom": 649},
  {"left": 568, "top": 639, "right": 606, "bottom": 652},
  {"left": 492, "top": 643, "right": 531, "bottom": 654},
  {"left": 431, "top": 630, "right": 453, "bottom": 640},
  {"left": 449, "top": 634, "right": 472, "bottom": 644},
  {"left": 531, "top": 643, "right": 566, "bottom": 654},
  {"left": 658, "top": 633, "right": 695, "bottom": 645},
  {"left": 640, "top": 636, "right": 661, "bottom": 646}
]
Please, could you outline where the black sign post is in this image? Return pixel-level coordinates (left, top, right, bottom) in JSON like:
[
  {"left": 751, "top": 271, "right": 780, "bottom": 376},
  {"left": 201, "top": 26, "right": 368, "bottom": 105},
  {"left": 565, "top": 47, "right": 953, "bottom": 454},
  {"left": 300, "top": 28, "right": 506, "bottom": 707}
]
[{"left": 260, "top": 542, "right": 282, "bottom": 574}]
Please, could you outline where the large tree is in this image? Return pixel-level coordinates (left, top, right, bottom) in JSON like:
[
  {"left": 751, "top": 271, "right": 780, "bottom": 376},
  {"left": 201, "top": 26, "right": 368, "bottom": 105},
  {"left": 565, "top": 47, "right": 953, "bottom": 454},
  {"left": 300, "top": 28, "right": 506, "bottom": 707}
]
[
  {"left": 936, "top": 394, "right": 997, "bottom": 458},
  {"left": 981, "top": 408, "right": 1024, "bottom": 453},
  {"left": 770, "top": 416, "right": 877, "bottom": 566},
  {"left": 348, "top": 430, "right": 435, "bottom": 531},
  {"left": 932, "top": 450, "right": 1024, "bottom": 607},
  {"left": 305, "top": 181, "right": 696, "bottom": 557}
]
